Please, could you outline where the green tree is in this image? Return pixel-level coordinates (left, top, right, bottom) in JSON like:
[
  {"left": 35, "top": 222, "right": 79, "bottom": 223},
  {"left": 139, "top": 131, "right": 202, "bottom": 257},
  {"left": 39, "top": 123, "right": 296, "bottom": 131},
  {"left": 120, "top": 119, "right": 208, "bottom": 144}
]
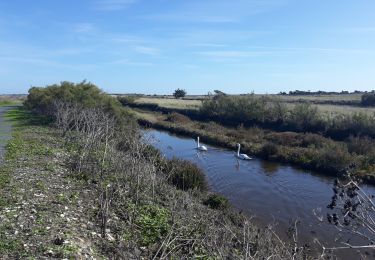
[{"left": 173, "top": 88, "right": 186, "bottom": 99}]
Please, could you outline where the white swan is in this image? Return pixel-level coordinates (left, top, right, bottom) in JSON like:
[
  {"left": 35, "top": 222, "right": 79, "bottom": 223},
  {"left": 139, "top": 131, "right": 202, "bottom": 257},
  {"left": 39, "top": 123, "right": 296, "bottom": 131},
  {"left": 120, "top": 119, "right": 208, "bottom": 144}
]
[
  {"left": 196, "top": 136, "right": 208, "bottom": 151},
  {"left": 235, "top": 143, "right": 252, "bottom": 160}
]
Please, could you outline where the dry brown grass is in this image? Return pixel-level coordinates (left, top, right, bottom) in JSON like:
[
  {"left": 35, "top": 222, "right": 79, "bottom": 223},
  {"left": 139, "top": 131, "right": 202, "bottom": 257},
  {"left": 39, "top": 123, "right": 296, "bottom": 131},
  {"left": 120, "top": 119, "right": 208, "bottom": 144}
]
[
  {"left": 135, "top": 97, "right": 202, "bottom": 110},
  {"left": 283, "top": 103, "right": 375, "bottom": 116},
  {"left": 136, "top": 95, "right": 375, "bottom": 116},
  {"left": 265, "top": 94, "right": 362, "bottom": 102},
  {"left": 132, "top": 109, "right": 165, "bottom": 123}
]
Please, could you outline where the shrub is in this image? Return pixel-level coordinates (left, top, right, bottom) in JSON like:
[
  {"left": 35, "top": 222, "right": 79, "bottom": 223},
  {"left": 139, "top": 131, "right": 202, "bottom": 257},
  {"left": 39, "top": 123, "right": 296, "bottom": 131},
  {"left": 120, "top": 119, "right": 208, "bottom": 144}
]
[
  {"left": 289, "top": 103, "right": 323, "bottom": 131},
  {"left": 117, "top": 95, "right": 137, "bottom": 106},
  {"left": 260, "top": 142, "right": 279, "bottom": 159},
  {"left": 166, "top": 112, "right": 191, "bottom": 123},
  {"left": 266, "top": 132, "right": 301, "bottom": 147},
  {"left": 361, "top": 93, "right": 375, "bottom": 106},
  {"left": 300, "top": 133, "right": 327, "bottom": 148},
  {"left": 204, "top": 194, "right": 229, "bottom": 210},
  {"left": 135, "top": 204, "right": 170, "bottom": 246},
  {"left": 24, "top": 81, "right": 132, "bottom": 124},
  {"left": 140, "top": 145, "right": 166, "bottom": 170},
  {"left": 347, "top": 136, "right": 375, "bottom": 155},
  {"left": 173, "top": 88, "right": 186, "bottom": 99},
  {"left": 312, "top": 145, "right": 352, "bottom": 174},
  {"left": 165, "top": 158, "right": 207, "bottom": 191}
]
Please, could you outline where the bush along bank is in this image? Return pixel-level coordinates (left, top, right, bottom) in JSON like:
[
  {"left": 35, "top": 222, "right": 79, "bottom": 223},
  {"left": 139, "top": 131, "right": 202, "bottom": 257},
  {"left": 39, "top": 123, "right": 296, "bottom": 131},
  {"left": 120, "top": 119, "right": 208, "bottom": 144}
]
[
  {"left": 7, "top": 82, "right": 313, "bottom": 258},
  {"left": 136, "top": 111, "right": 375, "bottom": 184},
  {"left": 122, "top": 94, "right": 375, "bottom": 141}
]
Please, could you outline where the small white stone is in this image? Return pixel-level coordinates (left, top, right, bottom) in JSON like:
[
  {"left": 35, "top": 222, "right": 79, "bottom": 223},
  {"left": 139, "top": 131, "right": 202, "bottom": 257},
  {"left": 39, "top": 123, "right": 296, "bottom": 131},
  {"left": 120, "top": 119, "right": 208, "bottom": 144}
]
[{"left": 107, "top": 233, "right": 115, "bottom": 241}]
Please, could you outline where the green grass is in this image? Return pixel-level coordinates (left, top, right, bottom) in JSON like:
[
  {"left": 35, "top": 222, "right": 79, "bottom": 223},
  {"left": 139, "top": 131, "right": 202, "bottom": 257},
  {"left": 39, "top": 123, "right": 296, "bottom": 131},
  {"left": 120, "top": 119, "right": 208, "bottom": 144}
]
[
  {"left": 0, "top": 100, "right": 22, "bottom": 107},
  {"left": 4, "top": 106, "right": 52, "bottom": 126},
  {"left": 5, "top": 131, "right": 53, "bottom": 160},
  {"left": 134, "top": 204, "right": 170, "bottom": 246}
]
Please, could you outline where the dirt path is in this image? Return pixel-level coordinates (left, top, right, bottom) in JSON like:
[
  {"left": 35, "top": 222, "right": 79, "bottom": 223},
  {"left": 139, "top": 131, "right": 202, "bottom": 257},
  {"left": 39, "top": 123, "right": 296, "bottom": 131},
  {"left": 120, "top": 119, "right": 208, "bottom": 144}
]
[
  {"left": 0, "top": 120, "right": 104, "bottom": 258},
  {"left": 0, "top": 106, "right": 14, "bottom": 162}
]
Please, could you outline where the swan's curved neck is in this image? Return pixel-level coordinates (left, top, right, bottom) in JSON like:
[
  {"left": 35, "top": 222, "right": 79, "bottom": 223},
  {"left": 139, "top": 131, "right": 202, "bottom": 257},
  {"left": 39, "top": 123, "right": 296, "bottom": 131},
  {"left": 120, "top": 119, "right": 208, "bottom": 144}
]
[
  {"left": 197, "top": 137, "right": 200, "bottom": 147},
  {"left": 237, "top": 144, "right": 240, "bottom": 155}
]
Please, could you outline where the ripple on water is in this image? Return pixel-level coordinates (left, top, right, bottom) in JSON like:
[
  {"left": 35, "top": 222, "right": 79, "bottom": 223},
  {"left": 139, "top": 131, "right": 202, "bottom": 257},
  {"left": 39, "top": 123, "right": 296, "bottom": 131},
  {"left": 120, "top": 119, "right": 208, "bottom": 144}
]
[{"left": 143, "top": 129, "right": 375, "bottom": 259}]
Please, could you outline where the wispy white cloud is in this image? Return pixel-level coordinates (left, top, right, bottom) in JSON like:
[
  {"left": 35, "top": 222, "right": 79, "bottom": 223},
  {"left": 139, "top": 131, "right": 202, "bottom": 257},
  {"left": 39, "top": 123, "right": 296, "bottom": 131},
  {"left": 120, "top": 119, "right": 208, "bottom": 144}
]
[
  {"left": 111, "top": 35, "right": 144, "bottom": 44},
  {"left": 196, "top": 50, "right": 272, "bottom": 59},
  {"left": 133, "top": 46, "right": 160, "bottom": 55},
  {"left": 0, "top": 56, "right": 97, "bottom": 70},
  {"left": 140, "top": 14, "right": 238, "bottom": 23},
  {"left": 139, "top": 0, "right": 289, "bottom": 23},
  {"left": 111, "top": 58, "right": 153, "bottom": 66},
  {"left": 192, "top": 43, "right": 227, "bottom": 48},
  {"left": 245, "top": 46, "right": 373, "bottom": 55},
  {"left": 175, "top": 30, "right": 272, "bottom": 45},
  {"left": 73, "top": 23, "right": 96, "bottom": 33},
  {"left": 94, "top": 0, "right": 138, "bottom": 11}
]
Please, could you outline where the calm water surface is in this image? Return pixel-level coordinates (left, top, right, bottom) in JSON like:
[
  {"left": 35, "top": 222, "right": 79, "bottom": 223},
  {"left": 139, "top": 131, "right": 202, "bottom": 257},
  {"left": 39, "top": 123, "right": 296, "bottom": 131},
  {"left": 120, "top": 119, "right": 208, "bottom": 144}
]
[{"left": 143, "top": 129, "right": 375, "bottom": 258}]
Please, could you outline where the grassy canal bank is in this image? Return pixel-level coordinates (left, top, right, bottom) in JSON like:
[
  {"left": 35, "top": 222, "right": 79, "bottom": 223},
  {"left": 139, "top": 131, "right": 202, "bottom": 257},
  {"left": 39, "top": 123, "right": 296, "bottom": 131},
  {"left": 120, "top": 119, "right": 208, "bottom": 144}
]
[
  {"left": 128, "top": 107, "right": 375, "bottom": 184},
  {"left": 0, "top": 84, "right": 313, "bottom": 259}
]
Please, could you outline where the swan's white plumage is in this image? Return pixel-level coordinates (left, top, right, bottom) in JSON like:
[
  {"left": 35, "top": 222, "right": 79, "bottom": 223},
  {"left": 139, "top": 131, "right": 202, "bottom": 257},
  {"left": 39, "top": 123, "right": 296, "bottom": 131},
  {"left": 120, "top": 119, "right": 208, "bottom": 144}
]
[
  {"left": 235, "top": 143, "right": 252, "bottom": 160},
  {"left": 196, "top": 136, "right": 207, "bottom": 151}
]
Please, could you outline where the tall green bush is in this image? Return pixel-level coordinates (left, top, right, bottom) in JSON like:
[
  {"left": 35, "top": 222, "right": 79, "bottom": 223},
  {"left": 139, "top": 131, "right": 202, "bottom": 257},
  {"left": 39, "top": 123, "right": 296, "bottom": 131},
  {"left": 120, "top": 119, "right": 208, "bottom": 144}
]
[
  {"left": 165, "top": 158, "right": 207, "bottom": 191},
  {"left": 24, "top": 81, "right": 132, "bottom": 124}
]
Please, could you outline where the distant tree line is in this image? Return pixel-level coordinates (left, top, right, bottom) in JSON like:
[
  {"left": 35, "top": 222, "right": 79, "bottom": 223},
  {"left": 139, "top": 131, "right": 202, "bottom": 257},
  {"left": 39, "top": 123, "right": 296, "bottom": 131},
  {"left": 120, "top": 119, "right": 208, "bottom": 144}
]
[{"left": 279, "top": 90, "right": 375, "bottom": 95}]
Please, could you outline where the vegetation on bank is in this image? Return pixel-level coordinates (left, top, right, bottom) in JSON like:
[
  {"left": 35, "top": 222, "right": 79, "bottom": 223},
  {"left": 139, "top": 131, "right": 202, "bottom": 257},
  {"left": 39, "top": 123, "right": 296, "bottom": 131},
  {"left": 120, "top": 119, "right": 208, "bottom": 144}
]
[
  {"left": 117, "top": 93, "right": 375, "bottom": 181},
  {"left": 199, "top": 94, "right": 375, "bottom": 140},
  {"left": 361, "top": 93, "right": 375, "bottom": 106},
  {"left": 132, "top": 108, "right": 375, "bottom": 182},
  {"left": 0, "top": 100, "right": 22, "bottom": 107},
  {"left": 121, "top": 94, "right": 375, "bottom": 140},
  {"left": 0, "top": 82, "right": 313, "bottom": 258},
  {"left": 0, "top": 109, "right": 101, "bottom": 258},
  {"left": 24, "top": 81, "right": 133, "bottom": 125},
  {"left": 173, "top": 88, "right": 187, "bottom": 99}
]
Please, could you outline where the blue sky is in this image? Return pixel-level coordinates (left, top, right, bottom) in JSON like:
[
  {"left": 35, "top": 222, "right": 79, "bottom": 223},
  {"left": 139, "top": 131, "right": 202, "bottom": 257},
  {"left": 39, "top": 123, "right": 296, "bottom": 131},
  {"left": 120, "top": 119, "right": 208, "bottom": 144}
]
[{"left": 0, "top": 0, "right": 374, "bottom": 94}]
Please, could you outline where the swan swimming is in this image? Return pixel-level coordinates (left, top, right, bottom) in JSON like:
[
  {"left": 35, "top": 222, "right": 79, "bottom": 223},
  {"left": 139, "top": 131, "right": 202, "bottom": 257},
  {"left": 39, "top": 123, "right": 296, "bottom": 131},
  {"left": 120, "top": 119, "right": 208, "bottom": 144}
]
[
  {"left": 235, "top": 143, "right": 252, "bottom": 160},
  {"left": 196, "top": 136, "right": 208, "bottom": 151}
]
